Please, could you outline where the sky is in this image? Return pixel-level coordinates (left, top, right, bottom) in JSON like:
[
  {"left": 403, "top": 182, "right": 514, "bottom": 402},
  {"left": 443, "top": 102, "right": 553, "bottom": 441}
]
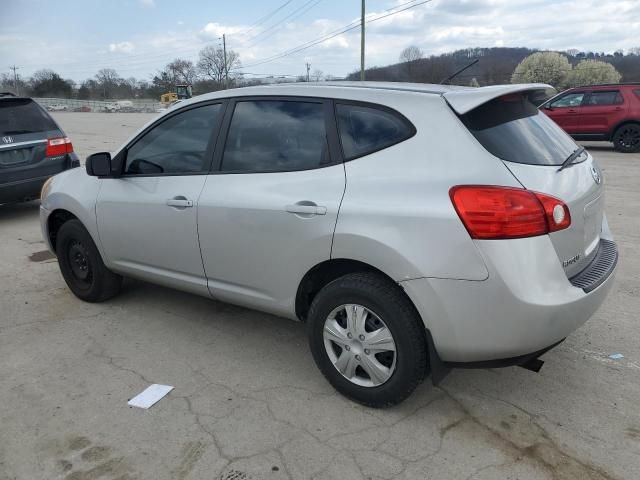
[{"left": 1, "top": 0, "right": 639, "bottom": 83}]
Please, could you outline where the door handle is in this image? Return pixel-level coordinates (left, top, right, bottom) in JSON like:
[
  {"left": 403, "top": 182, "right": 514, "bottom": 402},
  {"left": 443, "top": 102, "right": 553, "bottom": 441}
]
[
  {"left": 568, "top": 109, "right": 577, "bottom": 113},
  {"left": 285, "top": 203, "right": 327, "bottom": 215},
  {"left": 166, "top": 197, "right": 193, "bottom": 208}
]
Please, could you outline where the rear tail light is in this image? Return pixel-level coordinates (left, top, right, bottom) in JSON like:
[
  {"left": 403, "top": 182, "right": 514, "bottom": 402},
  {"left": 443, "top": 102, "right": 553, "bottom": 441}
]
[
  {"left": 450, "top": 185, "right": 571, "bottom": 239},
  {"left": 46, "top": 137, "right": 73, "bottom": 157}
]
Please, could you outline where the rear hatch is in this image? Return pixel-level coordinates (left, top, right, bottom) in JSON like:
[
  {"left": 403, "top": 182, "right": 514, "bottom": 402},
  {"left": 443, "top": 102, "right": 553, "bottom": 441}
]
[
  {"left": 0, "top": 98, "right": 68, "bottom": 186},
  {"left": 448, "top": 87, "right": 604, "bottom": 278}
]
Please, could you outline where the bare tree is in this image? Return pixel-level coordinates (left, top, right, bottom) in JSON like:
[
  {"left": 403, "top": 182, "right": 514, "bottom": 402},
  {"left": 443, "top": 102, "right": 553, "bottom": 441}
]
[
  {"left": 197, "top": 46, "right": 241, "bottom": 85},
  {"left": 399, "top": 45, "right": 424, "bottom": 81},
  {"left": 400, "top": 45, "right": 424, "bottom": 63},
  {"left": 312, "top": 69, "right": 324, "bottom": 82},
  {"left": 167, "top": 58, "right": 197, "bottom": 85},
  {"left": 95, "top": 68, "right": 120, "bottom": 99}
]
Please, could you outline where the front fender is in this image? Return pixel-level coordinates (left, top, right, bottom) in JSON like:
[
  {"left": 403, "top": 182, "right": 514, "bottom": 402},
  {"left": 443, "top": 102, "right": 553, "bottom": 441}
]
[{"left": 40, "top": 168, "right": 103, "bottom": 258}]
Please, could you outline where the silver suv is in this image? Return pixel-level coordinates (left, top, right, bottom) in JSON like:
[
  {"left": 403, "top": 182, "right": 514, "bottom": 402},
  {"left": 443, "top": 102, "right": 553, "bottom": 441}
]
[{"left": 40, "top": 82, "right": 618, "bottom": 407}]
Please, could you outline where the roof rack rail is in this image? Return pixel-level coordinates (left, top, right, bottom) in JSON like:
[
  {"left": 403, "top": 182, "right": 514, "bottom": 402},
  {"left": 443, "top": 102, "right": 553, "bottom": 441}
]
[
  {"left": 0, "top": 92, "right": 17, "bottom": 97},
  {"left": 573, "top": 82, "right": 640, "bottom": 88}
]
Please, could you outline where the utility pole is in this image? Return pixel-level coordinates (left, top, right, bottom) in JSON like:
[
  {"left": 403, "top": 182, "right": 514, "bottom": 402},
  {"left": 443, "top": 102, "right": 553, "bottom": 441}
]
[
  {"left": 222, "top": 33, "right": 229, "bottom": 89},
  {"left": 360, "top": 0, "right": 365, "bottom": 81},
  {"left": 306, "top": 62, "right": 311, "bottom": 82},
  {"left": 10, "top": 65, "right": 20, "bottom": 95}
]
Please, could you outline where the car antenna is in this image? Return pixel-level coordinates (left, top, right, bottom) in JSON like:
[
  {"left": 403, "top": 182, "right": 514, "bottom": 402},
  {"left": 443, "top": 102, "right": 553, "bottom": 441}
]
[{"left": 440, "top": 59, "right": 480, "bottom": 85}]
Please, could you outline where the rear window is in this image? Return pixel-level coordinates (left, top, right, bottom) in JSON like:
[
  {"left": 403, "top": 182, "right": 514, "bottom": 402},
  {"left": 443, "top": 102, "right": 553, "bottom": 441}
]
[
  {"left": 0, "top": 99, "right": 57, "bottom": 136},
  {"left": 461, "top": 93, "right": 578, "bottom": 166},
  {"left": 336, "top": 103, "right": 414, "bottom": 160},
  {"left": 586, "top": 91, "right": 623, "bottom": 105}
]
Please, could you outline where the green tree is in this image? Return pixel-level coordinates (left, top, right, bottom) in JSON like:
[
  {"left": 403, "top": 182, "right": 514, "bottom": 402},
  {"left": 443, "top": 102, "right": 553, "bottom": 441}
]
[
  {"left": 511, "top": 52, "right": 571, "bottom": 88},
  {"left": 566, "top": 60, "right": 622, "bottom": 87}
]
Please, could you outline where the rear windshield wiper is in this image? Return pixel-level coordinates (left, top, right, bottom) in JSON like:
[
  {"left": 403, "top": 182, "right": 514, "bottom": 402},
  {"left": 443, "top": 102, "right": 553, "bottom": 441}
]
[{"left": 557, "top": 146, "right": 586, "bottom": 172}]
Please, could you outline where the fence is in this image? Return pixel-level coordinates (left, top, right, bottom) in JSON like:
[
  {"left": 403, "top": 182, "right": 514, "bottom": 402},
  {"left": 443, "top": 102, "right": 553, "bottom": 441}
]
[{"left": 34, "top": 98, "right": 163, "bottom": 113}]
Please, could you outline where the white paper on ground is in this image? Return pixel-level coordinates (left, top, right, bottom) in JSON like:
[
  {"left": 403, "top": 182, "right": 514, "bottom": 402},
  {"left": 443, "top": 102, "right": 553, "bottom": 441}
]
[{"left": 128, "top": 384, "right": 174, "bottom": 409}]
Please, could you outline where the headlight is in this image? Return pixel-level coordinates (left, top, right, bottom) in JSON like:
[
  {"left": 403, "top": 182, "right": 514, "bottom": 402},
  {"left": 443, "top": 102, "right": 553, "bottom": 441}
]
[{"left": 40, "top": 177, "right": 54, "bottom": 201}]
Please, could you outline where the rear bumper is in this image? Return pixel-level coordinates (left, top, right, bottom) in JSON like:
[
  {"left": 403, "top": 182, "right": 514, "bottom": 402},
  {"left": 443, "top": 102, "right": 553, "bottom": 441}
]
[
  {"left": 0, "top": 175, "right": 49, "bottom": 204},
  {"left": 0, "top": 154, "right": 79, "bottom": 204},
  {"left": 401, "top": 234, "right": 617, "bottom": 363}
]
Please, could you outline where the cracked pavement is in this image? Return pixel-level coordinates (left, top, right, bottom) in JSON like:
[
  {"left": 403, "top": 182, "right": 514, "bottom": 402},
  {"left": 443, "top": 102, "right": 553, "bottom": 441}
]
[{"left": 1, "top": 113, "right": 639, "bottom": 480}]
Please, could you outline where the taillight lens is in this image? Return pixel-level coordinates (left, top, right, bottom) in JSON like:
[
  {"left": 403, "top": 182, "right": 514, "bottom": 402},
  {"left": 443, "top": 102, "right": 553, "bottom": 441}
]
[
  {"left": 450, "top": 185, "right": 571, "bottom": 239},
  {"left": 46, "top": 137, "right": 73, "bottom": 157}
]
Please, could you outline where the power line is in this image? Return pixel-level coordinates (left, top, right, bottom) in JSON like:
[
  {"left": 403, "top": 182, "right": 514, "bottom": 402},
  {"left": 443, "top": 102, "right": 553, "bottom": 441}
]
[
  {"left": 235, "top": 0, "right": 295, "bottom": 38},
  {"left": 242, "top": 0, "right": 323, "bottom": 47},
  {"left": 15, "top": 0, "right": 421, "bottom": 76},
  {"left": 238, "top": 0, "right": 434, "bottom": 70}
]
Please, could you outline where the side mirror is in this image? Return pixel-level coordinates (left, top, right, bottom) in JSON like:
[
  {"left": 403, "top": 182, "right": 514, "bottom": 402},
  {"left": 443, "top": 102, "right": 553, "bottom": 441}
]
[
  {"left": 543, "top": 104, "right": 553, "bottom": 111},
  {"left": 86, "top": 152, "right": 113, "bottom": 177}
]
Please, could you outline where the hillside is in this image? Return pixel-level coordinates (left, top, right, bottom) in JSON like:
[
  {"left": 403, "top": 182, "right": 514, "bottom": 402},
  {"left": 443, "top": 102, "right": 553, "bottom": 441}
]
[{"left": 347, "top": 47, "right": 640, "bottom": 86}]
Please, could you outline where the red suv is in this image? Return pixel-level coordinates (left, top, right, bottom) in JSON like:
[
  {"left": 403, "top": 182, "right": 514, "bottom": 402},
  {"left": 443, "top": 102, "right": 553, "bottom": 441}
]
[{"left": 541, "top": 83, "right": 640, "bottom": 153}]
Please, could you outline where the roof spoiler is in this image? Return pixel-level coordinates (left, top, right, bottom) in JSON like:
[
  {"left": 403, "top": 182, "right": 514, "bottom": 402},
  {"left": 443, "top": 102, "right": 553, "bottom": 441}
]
[{"left": 443, "top": 83, "right": 556, "bottom": 115}]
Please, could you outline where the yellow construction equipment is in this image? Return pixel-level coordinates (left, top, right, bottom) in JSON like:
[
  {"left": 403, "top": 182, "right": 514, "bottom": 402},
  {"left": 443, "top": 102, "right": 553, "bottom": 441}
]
[{"left": 160, "top": 84, "right": 193, "bottom": 105}]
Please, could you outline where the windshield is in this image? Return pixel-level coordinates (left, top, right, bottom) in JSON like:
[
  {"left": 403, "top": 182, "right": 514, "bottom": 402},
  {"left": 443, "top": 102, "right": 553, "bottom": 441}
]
[
  {"left": 0, "top": 99, "right": 58, "bottom": 136},
  {"left": 461, "top": 92, "right": 579, "bottom": 166}
]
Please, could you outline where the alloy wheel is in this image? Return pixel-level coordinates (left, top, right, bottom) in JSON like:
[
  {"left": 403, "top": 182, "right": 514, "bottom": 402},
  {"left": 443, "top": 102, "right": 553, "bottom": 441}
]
[{"left": 619, "top": 126, "right": 640, "bottom": 149}]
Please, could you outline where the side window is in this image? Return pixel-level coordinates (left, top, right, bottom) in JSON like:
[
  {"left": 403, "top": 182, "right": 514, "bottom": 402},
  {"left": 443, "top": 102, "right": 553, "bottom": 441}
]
[
  {"left": 586, "top": 91, "right": 624, "bottom": 106},
  {"left": 336, "top": 103, "right": 414, "bottom": 160},
  {"left": 125, "top": 104, "right": 221, "bottom": 175},
  {"left": 550, "top": 93, "right": 584, "bottom": 108},
  {"left": 221, "top": 100, "right": 328, "bottom": 172}
]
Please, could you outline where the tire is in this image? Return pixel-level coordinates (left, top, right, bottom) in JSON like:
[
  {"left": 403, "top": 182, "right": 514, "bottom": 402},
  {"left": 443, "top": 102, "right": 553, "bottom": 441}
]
[
  {"left": 612, "top": 123, "right": 640, "bottom": 153},
  {"left": 56, "top": 219, "right": 122, "bottom": 302},
  {"left": 307, "top": 272, "right": 428, "bottom": 408}
]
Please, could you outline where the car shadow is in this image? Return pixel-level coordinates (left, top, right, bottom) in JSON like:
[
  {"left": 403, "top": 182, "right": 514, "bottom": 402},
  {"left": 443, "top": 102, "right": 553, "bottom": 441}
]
[
  {"left": 579, "top": 142, "right": 614, "bottom": 152},
  {"left": 0, "top": 200, "right": 41, "bottom": 222}
]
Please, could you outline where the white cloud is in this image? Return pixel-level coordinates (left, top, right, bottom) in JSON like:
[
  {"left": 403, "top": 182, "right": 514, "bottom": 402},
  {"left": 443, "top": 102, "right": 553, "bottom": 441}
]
[
  {"left": 198, "top": 22, "right": 246, "bottom": 41},
  {"left": 108, "top": 41, "right": 135, "bottom": 53},
  {"left": 4, "top": 0, "right": 639, "bottom": 81},
  {"left": 139, "top": 0, "right": 155, "bottom": 7}
]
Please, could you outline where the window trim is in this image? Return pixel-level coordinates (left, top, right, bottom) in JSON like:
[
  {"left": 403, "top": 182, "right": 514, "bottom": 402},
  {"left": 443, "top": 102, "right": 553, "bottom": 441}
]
[
  {"left": 583, "top": 90, "right": 624, "bottom": 106},
  {"left": 115, "top": 99, "right": 228, "bottom": 178},
  {"left": 210, "top": 95, "right": 342, "bottom": 175},
  {"left": 332, "top": 99, "right": 417, "bottom": 162}
]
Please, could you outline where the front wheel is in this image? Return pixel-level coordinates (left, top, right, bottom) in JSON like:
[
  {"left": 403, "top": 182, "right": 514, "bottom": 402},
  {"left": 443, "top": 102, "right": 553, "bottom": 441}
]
[
  {"left": 613, "top": 124, "right": 640, "bottom": 153},
  {"left": 56, "top": 219, "right": 122, "bottom": 302},
  {"left": 308, "top": 272, "right": 428, "bottom": 408}
]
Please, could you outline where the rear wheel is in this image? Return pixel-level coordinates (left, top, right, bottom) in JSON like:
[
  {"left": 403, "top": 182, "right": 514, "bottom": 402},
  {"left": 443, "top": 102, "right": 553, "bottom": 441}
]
[
  {"left": 613, "top": 123, "right": 640, "bottom": 153},
  {"left": 308, "top": 272, "right": 428, "bottom": 408},
  {"left": 56, "top": 219, "right": 122, "bottom": 302}
]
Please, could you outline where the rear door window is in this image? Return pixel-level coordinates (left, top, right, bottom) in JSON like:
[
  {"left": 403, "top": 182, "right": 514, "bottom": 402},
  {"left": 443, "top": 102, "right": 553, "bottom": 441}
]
[
  {"left": 462, "top": 93, "right": 578, "bottom": 166},
  {"left": 221, "top": 100, "right": 329, "bottom": 172},
  {"left": 0, "top": 99, "right": 57, "bottom": 136},
  {"left": 586, "top": 91, "right": 623, "bottom": 105},
  {"left": 336, "top": 103, "right": 414, "bottom": 159}
]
